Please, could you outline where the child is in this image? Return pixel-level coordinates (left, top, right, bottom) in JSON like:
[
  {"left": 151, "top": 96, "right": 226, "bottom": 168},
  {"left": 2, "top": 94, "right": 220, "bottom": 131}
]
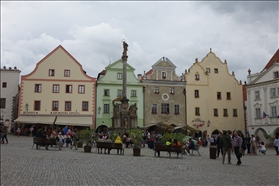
[{"left": 259, "top": 142, "right": 266, "bottom": 155}]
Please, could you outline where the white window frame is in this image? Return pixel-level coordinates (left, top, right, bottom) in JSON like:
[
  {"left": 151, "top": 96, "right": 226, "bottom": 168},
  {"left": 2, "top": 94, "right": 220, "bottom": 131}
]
[
  {"left": 255, "top": 108, "right": 261, "bottom": 119},
  {"left": 255, "top": 90, "right": 260, "bottom": 100},
  {"left": 271, "top": 106, "right": 277, "bottom": 117}
]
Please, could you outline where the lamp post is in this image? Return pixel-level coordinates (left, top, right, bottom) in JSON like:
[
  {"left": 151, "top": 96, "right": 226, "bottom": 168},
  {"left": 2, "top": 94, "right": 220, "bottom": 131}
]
[
  {"left": 183, "top": 88, "right": 187, "bottom": 135},
  {"left": 98, "top": 106, "right": 101, "bottom": 114}
]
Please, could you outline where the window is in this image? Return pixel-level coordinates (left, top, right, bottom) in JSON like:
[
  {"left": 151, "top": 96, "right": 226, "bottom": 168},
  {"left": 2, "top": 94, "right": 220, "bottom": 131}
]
[
  {"left": 49, "top": 69, "right": 55, "bottom": 76},
  {"left": 0, "top": 98, "right": 6, "bottom": 108},
  {"left": 174, "top": 105, "right": 180, "bottom": 114},
  {"left": 117, "top": 90, "right": 122, "bottom": 97},
  {"left": 2, "top": 82, "right": 7, "bottom": 88},
  {"left": 162, "top": 72, "right": 166, "bottom": 78},
  {"left": 117, "top": 73, "right": 122, "bottom": 80},
  {"left": 255, "top": 108, "right": 261, "bottom": 118},
  {"left": 227, "top": 92, "right": 231, "bottom": 100},
  {"left": 104, "top": 104, "right": 109, "bottom": 113},
  {"left": 78, "top": 85, "right": 85, "bottom": 94},
  {"left": 170, "top": 88, "right": 175, "bottom": 94},
  {"left": 217, "top": 92, "right": 221, "bottom": 100},
  {"left": 64, "top": 70, "right": 70, "bottom": 77},
  {"left": 255, "top": 91, "right": 260, "bottom": 100},
  {"left": 271, "top": 106, "right": 277, "bottom": 117},
  {"left": 214, "top": 109, "right": 218, "bottom": 116},
  {"left": 66, "top": 85, "right": 72, "bottom": 93},
  {"left": 65, "top": 101, "right": 71, "bottom": 111},
  {"left": 270, "top": 88, "right": 276, "bottom": 97},
  {"left": 206, "top": 68, "right": 210, "bottom": 73},
  {"left": 161, "top": 103, "right": 170, "bottom": 114},
  {"left": 34, "top": 101, "right": 41, "bottom": 111},
  {"left": 82, "top": 101, "right": 88, "bottom": 111},
  {"left": 52, "top": 101, "right": 59, "bottom": 111},
  {"left": 195, "top": 90, "right": 199, "bottom": 98},
  {"left": 195, "top": 74, "right": 199, "bottom": 80},
  {"left": 35, "top": 84, "right": 42, "bottom": 93},
  {"left": 233, "top": 109, "right": 237, "bottom": 117},
  {"left": 131, "top": 90, "right": 136, "bottom": 97},
  {"left": 53, "top": 84, "right": 59, "bottom": 93},
  {"left": 223, "top": 109, "right": 228, "bottom": 116},
  {"left": 104, "top": 89, "right": 109, "bottom": 96},
  {"left": 195, "top": 107, "right": 200, "bottom": 116},
  {"left": 152, "top": 104, "right": 157, "bottom": 114},
  {"left": 214, "top": 68, "right": 218, "bottom": 73},
  {"left": 274, "top": 71, "right": 279, "bottom": 78},
  {"left": 154, "top": 87, "right": 159, "bottom": 94}
]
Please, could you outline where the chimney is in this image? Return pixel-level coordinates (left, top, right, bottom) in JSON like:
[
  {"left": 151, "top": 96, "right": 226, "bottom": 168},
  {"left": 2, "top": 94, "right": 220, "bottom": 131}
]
[{"left": 137, "top": 74, "right": 142, "bottom": 80}]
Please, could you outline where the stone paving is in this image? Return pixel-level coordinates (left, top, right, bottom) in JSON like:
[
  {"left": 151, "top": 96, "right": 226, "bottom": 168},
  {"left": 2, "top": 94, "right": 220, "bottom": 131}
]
[{"left": 0, "top": 134, "right": 278, "bottom": 186}]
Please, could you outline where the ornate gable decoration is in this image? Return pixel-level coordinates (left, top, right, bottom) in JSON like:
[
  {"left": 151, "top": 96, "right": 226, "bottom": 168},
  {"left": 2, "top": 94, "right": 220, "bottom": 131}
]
[{"left": 152, "top": 57, "right": 176, "bottom": 70}]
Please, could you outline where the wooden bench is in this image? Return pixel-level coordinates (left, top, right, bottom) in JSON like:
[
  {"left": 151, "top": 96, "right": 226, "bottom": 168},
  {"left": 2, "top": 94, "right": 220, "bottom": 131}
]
[
  {"left": 154, "top": 144, "right": 183, "bottom": 158},
  {"left": 96, "top": 142, "right": 124, "bottom": 155},
  {"left": 191, "top": 144, "right": 201, "bottom": 156},
  {"left": 32, "top": 138, "right": 57, "bottom": 150}
]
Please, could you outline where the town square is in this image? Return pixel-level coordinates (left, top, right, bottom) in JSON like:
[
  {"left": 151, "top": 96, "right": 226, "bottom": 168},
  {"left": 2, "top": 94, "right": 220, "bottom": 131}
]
[
  {"left": 1, "top": 134, "right": 279, "bottom": 186},
  {"left": 1, "top": 1, "right": 279, "bottom": 186}
]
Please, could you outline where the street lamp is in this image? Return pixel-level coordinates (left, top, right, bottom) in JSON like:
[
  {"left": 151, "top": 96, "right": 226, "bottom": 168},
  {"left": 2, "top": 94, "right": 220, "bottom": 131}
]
[
  {"left": 25, "top": 103, "right": 29, "bottom": 111},
  {"left": 98, "top": 106, "right": 101, "bottom": 114},
  {"left": 207, "top": 120, "right": 210, "bottom": 127},
  {"left": 183, "top": 88, "right": 187, "bottom": 135}
]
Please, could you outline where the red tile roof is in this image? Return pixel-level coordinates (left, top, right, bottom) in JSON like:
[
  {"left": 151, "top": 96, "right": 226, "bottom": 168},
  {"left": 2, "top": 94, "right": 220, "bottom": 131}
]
[{"left": 261, "top": 48, "right": 279, "bottom": 72}]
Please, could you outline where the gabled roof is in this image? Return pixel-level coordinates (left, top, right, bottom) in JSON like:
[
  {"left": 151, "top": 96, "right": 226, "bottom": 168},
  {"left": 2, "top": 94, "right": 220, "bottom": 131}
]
[
  {"left": 261, "top": 48, "right": 279, "bottom": 72},
  {"left": 106, "top": 59, "right": 135, "bottom": 71},
  {"left": 22, "top": 45, "right": 95, "bottom": 80},
  {"left": 152, "top": 57, "right": 176, "bottom": 69}
]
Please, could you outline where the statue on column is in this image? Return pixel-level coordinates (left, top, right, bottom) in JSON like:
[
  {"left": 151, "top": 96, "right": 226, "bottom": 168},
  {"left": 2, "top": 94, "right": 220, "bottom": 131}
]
[
  {"left": 113, "top": 103, "right": 120, "bottom": 118},
  {"left": 124, "top": 117, "right": 128, "bottom": 128},
  {"left": 129, "top": 103, "right": 137, "bottom": 117}
]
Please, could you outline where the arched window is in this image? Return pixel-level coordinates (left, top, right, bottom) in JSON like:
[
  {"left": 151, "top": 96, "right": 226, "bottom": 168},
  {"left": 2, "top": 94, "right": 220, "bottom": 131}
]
[{"left": 195, "top": 74, "right": 199, "bottom": 80}]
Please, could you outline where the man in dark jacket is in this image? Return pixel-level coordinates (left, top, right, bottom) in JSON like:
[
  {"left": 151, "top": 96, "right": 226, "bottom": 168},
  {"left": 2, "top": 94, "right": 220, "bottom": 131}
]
[{"left": 221, "top": 131, "right": 232, "bottom": 164}]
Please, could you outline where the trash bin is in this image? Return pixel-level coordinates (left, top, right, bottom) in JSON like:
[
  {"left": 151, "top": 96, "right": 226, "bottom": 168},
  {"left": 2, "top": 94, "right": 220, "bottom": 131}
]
[{"left": 209, "top": 146, "right": 217, "bottom": 159}]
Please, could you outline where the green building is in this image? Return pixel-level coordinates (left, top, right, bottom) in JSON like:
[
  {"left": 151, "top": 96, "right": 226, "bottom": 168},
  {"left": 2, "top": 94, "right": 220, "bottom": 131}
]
[{"left": 95, "top": 59, "right": 144, "bottom": 132}]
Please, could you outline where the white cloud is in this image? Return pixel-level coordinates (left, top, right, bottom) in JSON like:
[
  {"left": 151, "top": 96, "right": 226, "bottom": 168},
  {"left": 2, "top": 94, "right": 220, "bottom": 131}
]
[{"left": 1, "top": 1, "right": 278, "bottom": 82}]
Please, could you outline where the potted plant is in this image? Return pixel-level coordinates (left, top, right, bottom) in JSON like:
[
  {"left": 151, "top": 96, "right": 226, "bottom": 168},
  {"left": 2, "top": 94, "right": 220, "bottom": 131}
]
[
  {"left": 79, "top": 128, "right": 94, "bottom": 153},
  {"left": 128, "top": 129, "right": 143, "bottom": 156},
  {"left": 161, "top": 132, "right": 186, "bottom": 145},
  {"left": 264, "top": 134, "right": 271, "bottom": 147}
]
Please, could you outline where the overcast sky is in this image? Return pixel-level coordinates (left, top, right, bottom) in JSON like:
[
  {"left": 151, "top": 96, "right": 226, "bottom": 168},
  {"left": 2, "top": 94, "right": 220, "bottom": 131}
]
[{"left": 1, "top": 1, "right": 278, "bottom": 83}]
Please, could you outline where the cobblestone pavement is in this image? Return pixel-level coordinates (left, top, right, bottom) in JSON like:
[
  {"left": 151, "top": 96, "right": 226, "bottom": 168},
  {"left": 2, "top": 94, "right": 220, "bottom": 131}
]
[{"left": 1, "top": 134, "right": 278, "bottom": 186}]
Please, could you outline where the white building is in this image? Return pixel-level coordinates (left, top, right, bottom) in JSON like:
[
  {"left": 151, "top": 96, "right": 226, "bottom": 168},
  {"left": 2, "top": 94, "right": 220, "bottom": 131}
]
[
  {"left": 0, "top": 66, "right": 21, "bottom": 132},
  {"left": 246, "top": 49, "right": 279, "bottom": 144}
]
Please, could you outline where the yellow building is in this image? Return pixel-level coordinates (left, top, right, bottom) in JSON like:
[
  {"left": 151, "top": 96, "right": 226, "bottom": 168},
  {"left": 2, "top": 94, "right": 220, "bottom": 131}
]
[
  {"left": 15, "top": 45, "right": 96, "bottom": 131},
  {"left": 184, "top": 49, "right": 245, "bottom": 137}
]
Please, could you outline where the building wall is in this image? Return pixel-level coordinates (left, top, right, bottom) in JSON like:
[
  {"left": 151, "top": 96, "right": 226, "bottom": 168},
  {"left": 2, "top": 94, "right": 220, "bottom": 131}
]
[
  {"left": 185, "top": 51, "right": 245, "bottom": 135},
  {"left": 18, "top": 45, "right": 96, "bottom": 128},
  {"left": 143, "top": 57, "right": 186, "bottom": 127},
  {"left": 96, "top": 59, "right": 144, "bottom": 129},
  {"left": 247, "top": 63, "right": 279, "bottom": 140},
  {"left": 0, "top": 67, "right": 21, "bottom": 131}
]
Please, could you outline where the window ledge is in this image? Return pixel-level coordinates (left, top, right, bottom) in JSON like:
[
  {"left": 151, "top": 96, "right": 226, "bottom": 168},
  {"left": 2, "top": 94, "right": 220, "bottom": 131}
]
[{"left": 233, "top": 115, "right": 238, "bottom": 117}]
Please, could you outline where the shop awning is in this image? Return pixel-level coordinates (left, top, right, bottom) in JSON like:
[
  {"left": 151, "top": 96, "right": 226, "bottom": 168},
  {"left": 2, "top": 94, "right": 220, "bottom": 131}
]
[
  {"left": 174, "top": 124, "right": 199, "bottom": 133},
  {"left": 14, "top": 115, "right": 56, "bottom": 124},
  {"left": 55, "top": 116, "right": 92, "bottom": 126}
]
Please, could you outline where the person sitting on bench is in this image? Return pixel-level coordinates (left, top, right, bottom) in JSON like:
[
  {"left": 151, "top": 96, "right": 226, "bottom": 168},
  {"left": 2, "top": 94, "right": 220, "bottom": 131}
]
[{"left": 183, "top": 138, "right": 195, "bottom": 155}]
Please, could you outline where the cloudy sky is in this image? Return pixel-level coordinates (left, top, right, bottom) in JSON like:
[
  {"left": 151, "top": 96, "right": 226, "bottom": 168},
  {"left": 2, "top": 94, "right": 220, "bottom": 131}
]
[{"left": 1, "top": 1, "right": 278, "bottom": 82}]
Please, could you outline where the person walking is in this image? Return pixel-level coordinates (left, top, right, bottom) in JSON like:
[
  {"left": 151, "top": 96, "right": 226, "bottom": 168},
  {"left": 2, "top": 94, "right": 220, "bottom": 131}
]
[
  {"left": 233, "top": 131, "right": 243, "bottom": 166},
  {"left": 17, "top": 127, "right": 21, "bottom": 137},
  {"left": 221, "top": 131, "right": 232, "bottom": 164},
  {"left": 245, "top": 134, "right": 251, "bottom": 154},
  {"left": 1, "top": 126, "right": 8, "bottom": 144},
  {"left": 216, "top": 133, "right": 223, "bottom": 158},
  {"left": 273, "top": 136, "right": 279, "bottom": 155}
]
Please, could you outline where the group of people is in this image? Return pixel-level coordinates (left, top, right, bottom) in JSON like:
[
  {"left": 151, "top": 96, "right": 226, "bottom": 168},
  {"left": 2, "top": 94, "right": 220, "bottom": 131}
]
[{"left": 34, "top": 126, "right": 79, "bottom": 150}]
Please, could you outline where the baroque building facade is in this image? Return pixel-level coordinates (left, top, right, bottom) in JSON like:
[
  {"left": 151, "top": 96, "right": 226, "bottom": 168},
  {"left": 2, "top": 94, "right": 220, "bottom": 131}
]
[
  {"left": 246, "top": 49, "right": 279, "bottom": 144},
  {"left": 184, "top": 49, "right": 245, "bottom": 137},
  {"left": 0, "top": 66, "right": 21, "bottom": 132},
  {"left": 15, "top": 45, "right": 96, "bottom": 130},
  {"left": 95, "top": 59, "right": 143, "bottom": 132},
  {"left": 142, "top": 57, "right": 186, "bottom": 131}
]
